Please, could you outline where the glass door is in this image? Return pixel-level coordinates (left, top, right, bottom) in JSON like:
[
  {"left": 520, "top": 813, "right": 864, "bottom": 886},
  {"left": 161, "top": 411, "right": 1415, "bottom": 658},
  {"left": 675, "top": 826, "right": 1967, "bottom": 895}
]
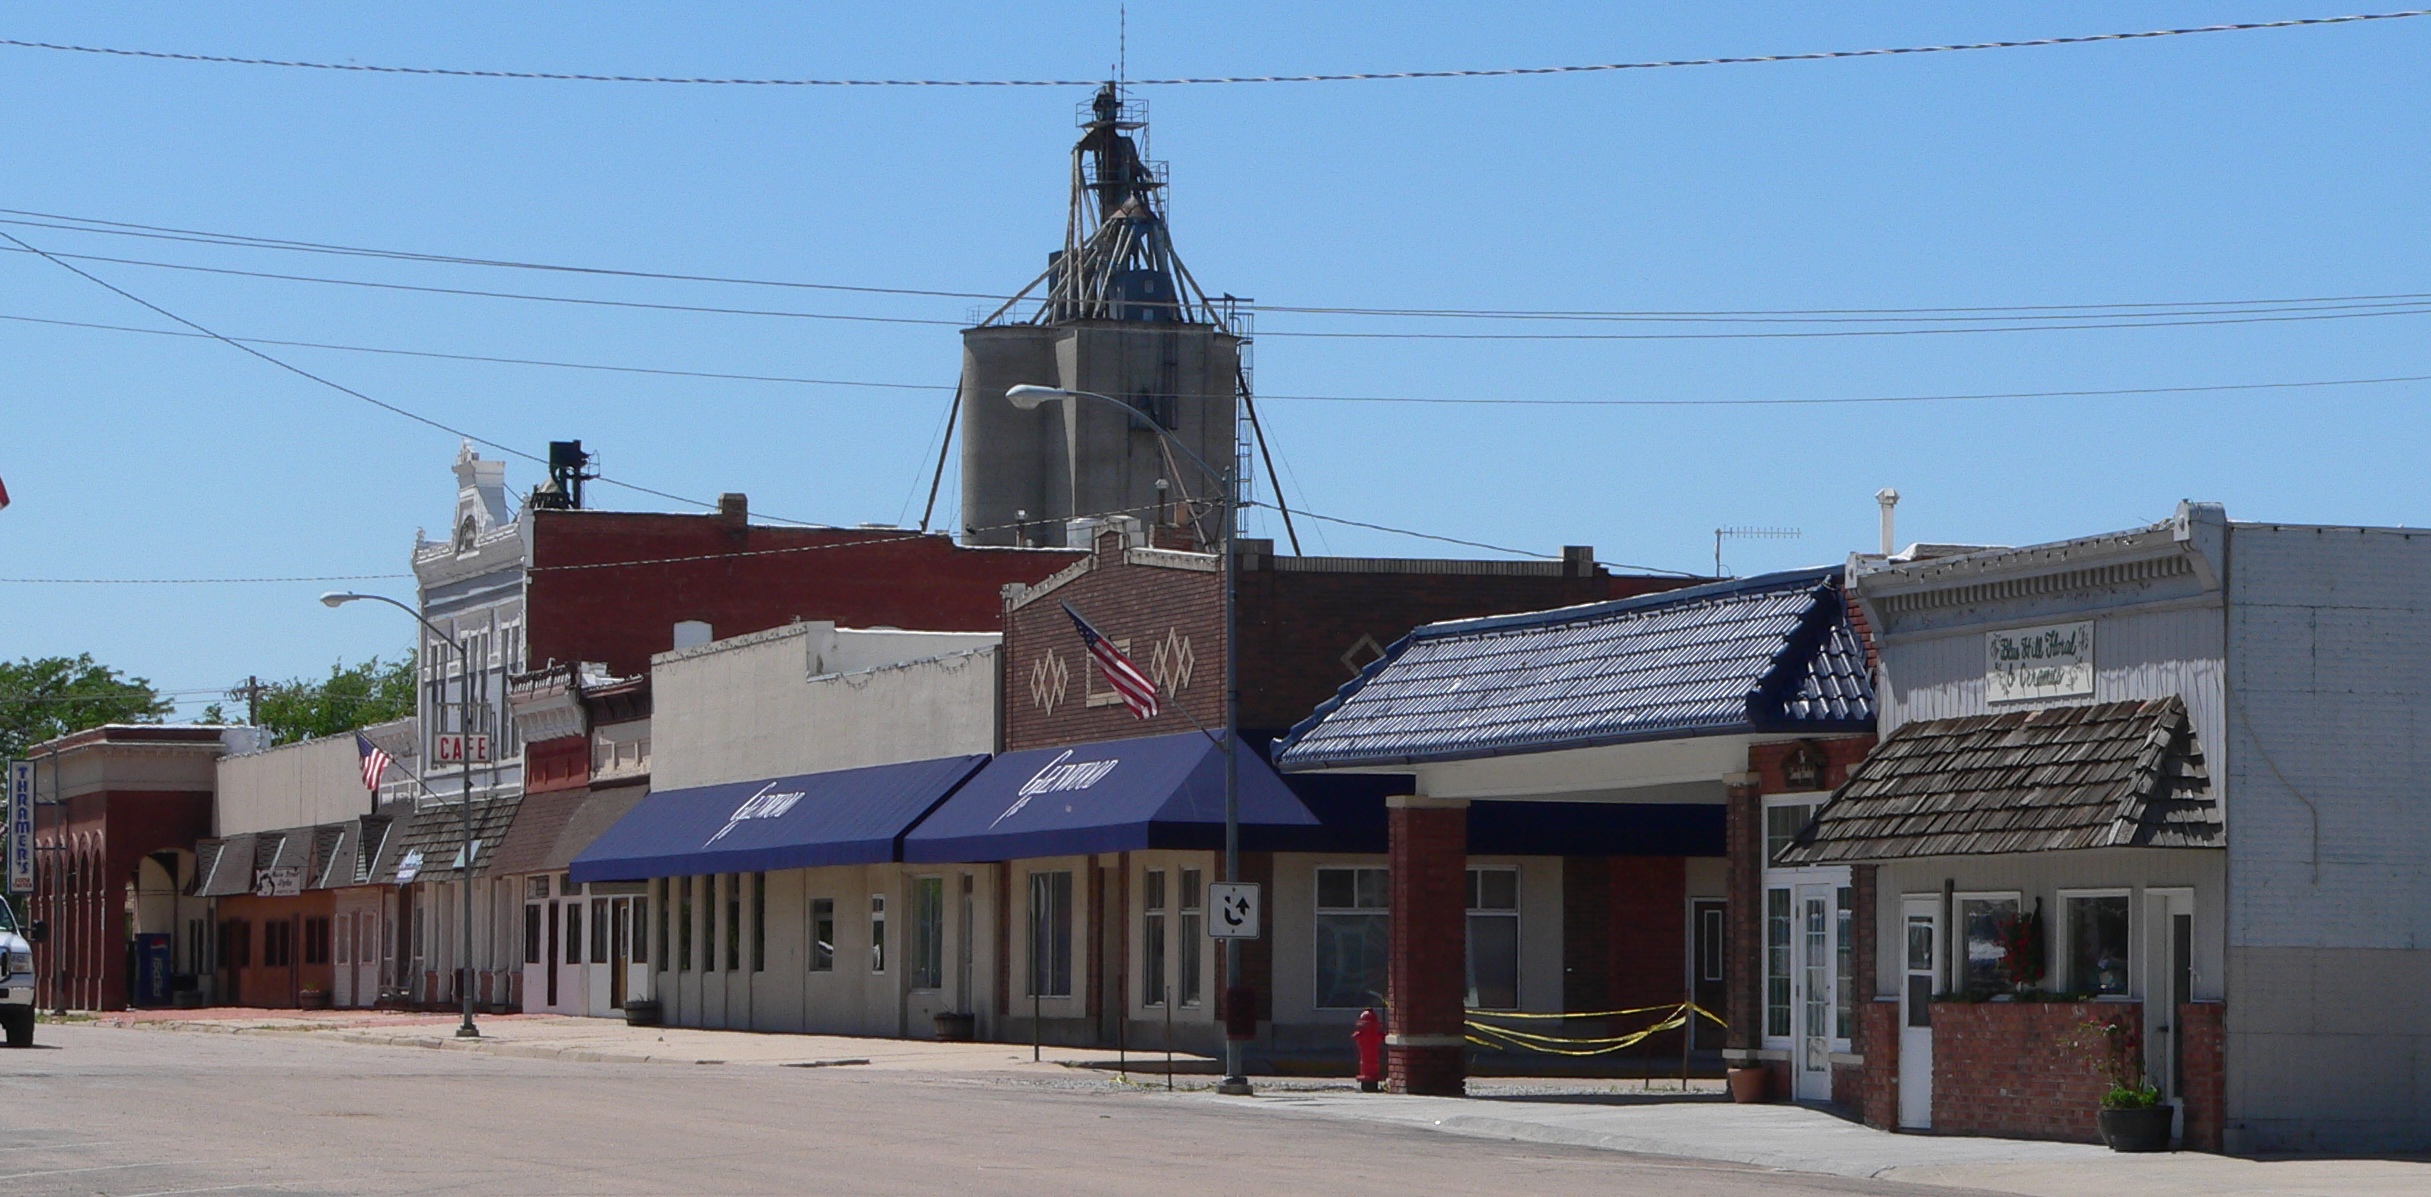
[
  {"left": 1898, "top": 896, "right": 1938, "bottom": 1129},
  {"left": 1794, "top": 886, "right": 1835, "bottom": 1100}
]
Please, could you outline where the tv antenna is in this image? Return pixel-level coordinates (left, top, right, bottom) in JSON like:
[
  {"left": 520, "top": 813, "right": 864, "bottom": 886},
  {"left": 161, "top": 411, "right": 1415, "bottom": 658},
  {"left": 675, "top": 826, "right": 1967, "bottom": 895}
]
[{"left": 1714, "top": 526, "right": 1801, "bottom": 578}]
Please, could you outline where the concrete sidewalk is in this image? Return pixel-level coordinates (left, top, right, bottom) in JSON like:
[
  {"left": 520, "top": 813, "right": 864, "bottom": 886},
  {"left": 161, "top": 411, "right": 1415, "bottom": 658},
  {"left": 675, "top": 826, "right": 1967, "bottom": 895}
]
[{"left": 1219, "top": 1086, "right": 2431, "bottom": 1197}]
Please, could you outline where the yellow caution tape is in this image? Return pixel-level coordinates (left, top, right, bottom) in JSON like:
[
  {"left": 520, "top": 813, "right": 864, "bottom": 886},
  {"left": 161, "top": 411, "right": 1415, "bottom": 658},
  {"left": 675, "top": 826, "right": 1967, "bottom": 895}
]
[{"left": 1459, "top": 1002, "right": 1726, "bottom": 1056}]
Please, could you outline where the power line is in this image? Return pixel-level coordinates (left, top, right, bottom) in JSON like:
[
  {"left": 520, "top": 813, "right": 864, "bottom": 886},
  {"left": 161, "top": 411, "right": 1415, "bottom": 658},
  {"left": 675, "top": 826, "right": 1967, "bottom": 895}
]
[
  {"left": 14, "top": 208, "right": 2431, "bottom": 327},
  {"left": 13, "top": 243, "right": 2430, "bottom": 342},
  {"left": 2, "top": 11, "right": 2422, "bottom": 86},
  {"left": 8, "top": 305, "right": 2431, "bottom": 409},
  {"left": 0, "top": 229, "right": 834, "bottom": 527}
]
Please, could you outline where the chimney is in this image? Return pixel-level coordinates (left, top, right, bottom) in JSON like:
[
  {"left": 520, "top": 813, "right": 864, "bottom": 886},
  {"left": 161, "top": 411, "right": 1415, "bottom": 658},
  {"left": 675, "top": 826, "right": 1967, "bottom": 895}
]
[
  {"left": 1562, "top": 545, "right": 1597, "bottom": 578},
  {"left": 716, "top": 493, "right": 748, "bottom": 530},
  {"left": 1875, "top": 489, "right": 1900, "bottom": 557}
]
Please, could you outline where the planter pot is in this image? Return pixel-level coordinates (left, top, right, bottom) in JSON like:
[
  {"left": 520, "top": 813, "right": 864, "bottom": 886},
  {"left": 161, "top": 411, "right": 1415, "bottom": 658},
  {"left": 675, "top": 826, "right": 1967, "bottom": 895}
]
[
  {"left": 298, "top": 990, "right": 331, "bottom": 1010},
  {"left": 934, "top": 1012, "right": 977, "bottom": 1042},
  {"left": 2098, "top": 1105, "right": 2173, "bottom": 1153},
  {"left": 1727, "top": 1065, "right": 1770, "bottom": 1104},
  {"left": 622, "top": 999, "right": 663, "bottom": 1028}
]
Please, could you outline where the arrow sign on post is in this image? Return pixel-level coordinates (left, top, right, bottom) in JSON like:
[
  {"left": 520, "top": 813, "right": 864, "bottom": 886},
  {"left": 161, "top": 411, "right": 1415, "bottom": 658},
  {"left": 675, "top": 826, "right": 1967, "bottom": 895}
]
[{"left": 1208, "top": 882, "right": 1260, "bottom": 939}]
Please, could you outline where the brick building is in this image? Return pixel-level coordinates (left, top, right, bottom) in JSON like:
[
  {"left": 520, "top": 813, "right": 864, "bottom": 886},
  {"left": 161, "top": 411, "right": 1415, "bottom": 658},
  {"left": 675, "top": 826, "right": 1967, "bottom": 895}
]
[
  {"left": 1277, "top": 569, "right": 1876, "bottom": 1095},
  {"left": 27, "top": 724, "right": 229, "bottom": 1011}
]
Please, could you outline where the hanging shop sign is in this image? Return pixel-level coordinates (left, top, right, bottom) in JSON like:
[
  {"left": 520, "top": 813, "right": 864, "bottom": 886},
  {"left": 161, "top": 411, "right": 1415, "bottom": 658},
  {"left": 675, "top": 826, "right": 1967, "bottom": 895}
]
[{"left": 1985, "top": 621, "right": 2095, "bottom": 704}]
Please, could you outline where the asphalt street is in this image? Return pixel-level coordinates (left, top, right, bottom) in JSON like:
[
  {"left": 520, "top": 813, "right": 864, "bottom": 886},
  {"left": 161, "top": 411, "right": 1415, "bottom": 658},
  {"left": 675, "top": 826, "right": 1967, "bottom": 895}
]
[{"left": 0, "top": 1024, "right": 1990, "bottom": 1197}]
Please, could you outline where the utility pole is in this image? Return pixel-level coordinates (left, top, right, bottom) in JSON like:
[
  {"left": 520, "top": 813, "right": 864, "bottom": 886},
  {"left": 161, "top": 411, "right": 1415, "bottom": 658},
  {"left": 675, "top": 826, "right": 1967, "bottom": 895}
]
[{"left": 243, "top": 676, "right": 262, "bottom": 728}]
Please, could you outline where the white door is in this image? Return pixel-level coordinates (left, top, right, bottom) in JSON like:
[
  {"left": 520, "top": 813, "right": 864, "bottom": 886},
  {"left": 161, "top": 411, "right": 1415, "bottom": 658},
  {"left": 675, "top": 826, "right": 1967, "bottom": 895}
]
[
  {"left": 2146, "top": 889, "right": 2194, "bottom": 1139},
  {"left": 1793, "top": 885, "right": 1836, "bottom": 1101},
  {"left": 1898, "top": 896, "right": 1938, "bottom": 1129}
]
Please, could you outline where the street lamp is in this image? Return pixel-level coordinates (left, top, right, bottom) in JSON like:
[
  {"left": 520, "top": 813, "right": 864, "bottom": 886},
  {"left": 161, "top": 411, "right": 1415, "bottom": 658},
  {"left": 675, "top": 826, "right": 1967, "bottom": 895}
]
[
  {"left": 1006, "top": 384, "right": 1253, "bottom": 1096},
  {"left": 321, "top": 590, "right": 481, "bottom": 1040}
]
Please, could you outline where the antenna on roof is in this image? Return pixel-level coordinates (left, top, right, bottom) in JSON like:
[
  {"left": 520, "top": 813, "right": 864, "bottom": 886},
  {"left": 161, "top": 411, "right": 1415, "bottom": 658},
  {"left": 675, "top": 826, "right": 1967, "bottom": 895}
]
[{"left": 1714, "top": 526, "right": 1801, "bottom": 579}]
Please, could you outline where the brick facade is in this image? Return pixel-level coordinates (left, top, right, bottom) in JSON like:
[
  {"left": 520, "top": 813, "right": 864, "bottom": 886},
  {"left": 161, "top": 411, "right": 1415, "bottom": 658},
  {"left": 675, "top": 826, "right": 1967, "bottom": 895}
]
[
  {"left": 2180, "top": 1001, "right": 2225, "bottom": 1152},
  {"left": 1608, "top": 857, "right": 1687, "bottom": 1056},
  {"left": 1930, "top": 1000, "right": 2140, "bottom": 1143},
  {"left": 1859, "top": 998, "right": 1899, "bottom": 1128},
  {"left": 1386, "top": 799, "right": 1468, "bottom": 1096},
  {"left": 1722, "top": 776, "right": 1763, "bottom": 1055}
]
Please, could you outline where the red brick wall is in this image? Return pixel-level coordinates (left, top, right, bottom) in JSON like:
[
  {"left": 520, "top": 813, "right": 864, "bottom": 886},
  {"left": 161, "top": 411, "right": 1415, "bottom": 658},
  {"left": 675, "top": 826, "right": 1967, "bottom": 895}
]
[
  {"left": 1608, "top": 857, "right": 1687, "bottom": 1056},
  {"left": 1386, "top": 802, "right": 1467, "bottom": 1096},
  {"left": 1860, "top": 999, "right": 1899, "bottom": 1128},
  {"left": 1932, "top": 1001, "right": 2141, "bottom": 1142},
  {"left": 35, "top": 789, "right": 214, "bottom": 1011},
  {"left": 526, "top": 509, "right": 1083, "bottom": 678},
  {"left": 2181, "top": 1001, "right": 2225, "bottom": 1152},
  {"left": 1000, "top": 544, "right": 1701, "bottom": 751},
  {"left": 1723, "top": 778, "right": 1762, "bottom": 1052}
]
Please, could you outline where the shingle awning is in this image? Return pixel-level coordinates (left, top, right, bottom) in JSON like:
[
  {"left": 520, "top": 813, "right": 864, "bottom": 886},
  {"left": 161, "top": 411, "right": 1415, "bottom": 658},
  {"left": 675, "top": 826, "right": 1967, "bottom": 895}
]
[{"left": 1778, "top": 697, "right": 2219, "bottom": 864}]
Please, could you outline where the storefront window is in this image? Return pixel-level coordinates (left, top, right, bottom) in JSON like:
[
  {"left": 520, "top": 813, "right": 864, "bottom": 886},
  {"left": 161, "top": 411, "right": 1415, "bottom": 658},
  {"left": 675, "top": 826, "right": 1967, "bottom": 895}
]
[
  {"left": 1141, "top": 869, "right": 1168, "bottom": 1007},
  {"left": 1465, "top": 868, "right": 1520, "bottom": 1011},
  {"left": 1959, "top": 895, "right": 2021, "bottom": 996},
  {"left": 1765, "top": 804, "right": 1817, "bottom": 867},
  {"left": 1178, "top": 869, "right": 1204, "bottom": 1006},
  {"left": 677, "top": 877, "right": 692, "bottom": 973},
  {"left": 1315, "top": 867, "right": 1389, "bottom": 1009},
  {"left": 1027, "top": 872, "right": 1071, "bottom": 996},
  {"left": 869, "top": 893, "right": 888, "bottom": 975},
  {"left": 2066, "top": 894, "right": 2131, "bottom": 996},
  {"left": 752, "top": 873, "right": 768, "bottom": 973},
  {"left": 1765, "top": 888, "right": 1791, "bottom": 1037},
  {"left": 808, "top": 897, "right": 835, "bottom": 972},
  {"left": 910, "top": 876, "right": 944, "bottom": 990},
  {"left": 1834, "top": 886, "right": 1854, "bottom": 1040}
]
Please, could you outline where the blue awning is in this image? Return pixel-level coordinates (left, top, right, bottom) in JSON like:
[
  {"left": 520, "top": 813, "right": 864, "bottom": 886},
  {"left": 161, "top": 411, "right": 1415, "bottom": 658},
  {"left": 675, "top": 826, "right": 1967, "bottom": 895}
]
[
  {"left": 901, "top": 731, "right": 1321, "bottom": 863},
  {"left": 568, "top": 754, "right": 988, "bottom": 883}
]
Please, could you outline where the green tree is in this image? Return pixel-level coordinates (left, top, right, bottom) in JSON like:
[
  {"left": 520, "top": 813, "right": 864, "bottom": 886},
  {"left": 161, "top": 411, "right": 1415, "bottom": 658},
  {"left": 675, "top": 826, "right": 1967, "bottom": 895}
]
[
  {"left": 247, "top": 652, "right": 417, "bottom": 745},
  {"left": 0, "top": 654, "right": 174, "bottom": 762}
]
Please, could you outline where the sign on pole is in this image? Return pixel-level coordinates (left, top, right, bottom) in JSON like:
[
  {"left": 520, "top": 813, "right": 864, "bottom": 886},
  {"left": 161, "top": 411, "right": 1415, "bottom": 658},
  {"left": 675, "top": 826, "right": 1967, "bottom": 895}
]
[
  {"left": 1208, "top": 882, "right": 1261, "bottom": 939},
  {"left": 7, "top": 760, "right": 32, "bottom": 895},
  {"left": 433, "top": 733, "right": 492, "bottom": 765}
]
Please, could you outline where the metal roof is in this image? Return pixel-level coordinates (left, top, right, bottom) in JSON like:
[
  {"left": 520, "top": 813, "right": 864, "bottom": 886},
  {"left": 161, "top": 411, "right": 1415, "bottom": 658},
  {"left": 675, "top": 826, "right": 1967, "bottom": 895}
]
[
  {"left": 1275, "top": 567, "right": 1872, "bottom": 771},
  {"left": 1777, "top": 697, "right": 2219, "bottom": 864}
]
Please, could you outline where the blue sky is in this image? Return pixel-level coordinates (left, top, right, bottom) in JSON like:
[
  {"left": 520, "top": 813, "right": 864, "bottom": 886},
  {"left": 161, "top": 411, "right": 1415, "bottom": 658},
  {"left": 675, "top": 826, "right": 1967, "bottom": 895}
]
[{"left": 4, "top": 3, "right": 2429, "bottom": 714}]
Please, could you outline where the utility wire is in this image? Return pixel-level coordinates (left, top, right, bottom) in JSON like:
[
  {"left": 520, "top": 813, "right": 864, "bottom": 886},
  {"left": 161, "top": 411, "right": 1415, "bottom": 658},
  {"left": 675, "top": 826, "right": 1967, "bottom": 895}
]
[
  {"left": 9, "top": 307, "right": 2431, "bottom": 409},
  {"left": 2, "top": 11, "right": 2422, "bottom": 86},
  {"left": 13, "top": 209, "right": 2431, "bottom": 326},
  {"left": 12, "top": 244, "right": 2430, "bottom": 342},
  {"left": 0, "top": 230, "right": 834, "bottom": 527}
]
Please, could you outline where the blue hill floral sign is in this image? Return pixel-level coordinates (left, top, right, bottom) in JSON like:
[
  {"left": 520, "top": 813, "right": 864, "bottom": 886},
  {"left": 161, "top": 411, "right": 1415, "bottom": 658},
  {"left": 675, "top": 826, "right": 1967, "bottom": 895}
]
[{"left": 1985, "top": 621, "right": 2094, "bottom": 704}]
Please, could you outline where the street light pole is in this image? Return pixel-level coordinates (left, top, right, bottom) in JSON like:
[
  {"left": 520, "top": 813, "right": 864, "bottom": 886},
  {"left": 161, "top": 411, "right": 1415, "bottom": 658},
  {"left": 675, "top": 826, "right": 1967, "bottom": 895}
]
[
  {"left": 322, "top": 591, "right": 482, "bottom": 1040},
  {"left": 1005, "top": 385, "right": 1252, "bottom": 1094}
]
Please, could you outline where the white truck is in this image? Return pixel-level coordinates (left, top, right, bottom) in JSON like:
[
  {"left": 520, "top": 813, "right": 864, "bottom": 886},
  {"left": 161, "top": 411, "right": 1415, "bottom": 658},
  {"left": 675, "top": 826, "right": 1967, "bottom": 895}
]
[{"left": 0, "top": 901, "right": 34, "bottom": 1046}]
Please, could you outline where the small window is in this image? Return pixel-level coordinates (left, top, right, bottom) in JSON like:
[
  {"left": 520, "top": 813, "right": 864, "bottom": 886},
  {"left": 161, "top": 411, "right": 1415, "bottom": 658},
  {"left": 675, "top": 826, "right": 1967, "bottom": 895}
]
[
  {"left": 263, "top": 919, "right": 293, "bottom": 968},
  {"left": 654, "top": 878, "right": 670, "bottom": 969},
  {"left": 677, "top": 877, "right": 693, "bottom": 973},
  {"left": 1142, "top": 869, "right": 1168, "bottom": 1007},
  {"left": 1314, "top": 866, "right": 1389, "bottom": 1009},
  {"left": 590, "top": 898, "right": 610, "bottom": 964},
  {"left": 2065, "top": 894, "right": 2131, "bottom": 997},
  {"left": 1464, "top": 868, "right": 1520, "bottom": 1010},
  {"left": 1178, "top": 867, "right": 1204, "bottom": 1006},
  {"left": 1765, "top": 803, "right": 1817, "bottom": 868},
  {"left": 809, "top": 898, "right": 835, "bottom": 972},
  {"left": 565, "top": 901, "right": 583, "bottom": 965},
  {"left": 869, "top": 893, "right": 889, "bottom": 975},
  {"left": 337, "top": 914, "right": 353, "bottom": 964},
  {"left": 528, "top": 875, "right": 550, "bottom": 900},
  {"left": 725, "top": 874, "right": 742, "bottom": 972},
  {"left": 630, "top": 899, "right": 649, "bottom": 966},
  {"left": 302, "top": 917, "right": 331, "bottom": 966}
]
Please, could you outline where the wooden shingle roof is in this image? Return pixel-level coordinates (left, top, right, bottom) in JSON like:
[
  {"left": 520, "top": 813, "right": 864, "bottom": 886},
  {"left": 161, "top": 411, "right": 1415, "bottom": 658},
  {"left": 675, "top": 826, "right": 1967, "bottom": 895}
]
[{"left": 1778, "top": 697, "right": 2218, "bottom": 863}]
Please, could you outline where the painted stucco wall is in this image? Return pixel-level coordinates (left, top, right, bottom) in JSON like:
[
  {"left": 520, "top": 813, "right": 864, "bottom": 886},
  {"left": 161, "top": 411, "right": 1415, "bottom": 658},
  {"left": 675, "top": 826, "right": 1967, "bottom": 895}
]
[
  {"left": 2222, "top": 523, "right": 2431, "bottom": 1152},
  {"left": 648, "top": 622, "right": 1000, "bottom": 791},
  {"left": 215, "top": 734, "right": 369, "bottom": 835}
]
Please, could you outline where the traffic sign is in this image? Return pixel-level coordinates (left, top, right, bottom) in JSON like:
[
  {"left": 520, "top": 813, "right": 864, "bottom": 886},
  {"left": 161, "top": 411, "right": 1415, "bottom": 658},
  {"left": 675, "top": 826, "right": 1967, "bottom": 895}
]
[
  {"left": 1208, "top": 882, "right": 1260, "bottom": 939},
  {"left": 433, "top": 733, "right": 492, "bottom": 765}
]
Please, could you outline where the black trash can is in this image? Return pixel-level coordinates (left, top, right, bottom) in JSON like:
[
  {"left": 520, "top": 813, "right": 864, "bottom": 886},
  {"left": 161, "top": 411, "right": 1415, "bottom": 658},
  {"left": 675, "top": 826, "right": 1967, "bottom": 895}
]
[{"left": 623, "top": 998, "right": 663, "bottom": 1027}]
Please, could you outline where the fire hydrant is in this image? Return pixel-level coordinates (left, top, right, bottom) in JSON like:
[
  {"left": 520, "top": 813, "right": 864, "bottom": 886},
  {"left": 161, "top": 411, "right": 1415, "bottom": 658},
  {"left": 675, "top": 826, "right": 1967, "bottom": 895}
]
[{"left": 1352, "top": 1007, "right": 1386, "bottom": 1092}]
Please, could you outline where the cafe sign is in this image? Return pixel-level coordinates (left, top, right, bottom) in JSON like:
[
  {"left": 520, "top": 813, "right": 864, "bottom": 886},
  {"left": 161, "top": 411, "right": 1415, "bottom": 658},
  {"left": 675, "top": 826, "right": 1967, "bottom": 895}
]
[{"left": 1985, "top": 621, "right": 2094, "bottom": 704}]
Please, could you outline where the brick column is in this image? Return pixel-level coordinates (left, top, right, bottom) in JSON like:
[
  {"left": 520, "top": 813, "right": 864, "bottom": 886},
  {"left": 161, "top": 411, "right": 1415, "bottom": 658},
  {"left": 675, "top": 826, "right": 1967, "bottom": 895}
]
[
  {"left": 2180, "top": 1001, "right": 2226, "bottom": 1152},
  {"left": 1386, "top": 794, "right": 1468, "bottom": 1096},
  {"left": 1721, "top": 772, "right": 1762, "bottom": 1056}
]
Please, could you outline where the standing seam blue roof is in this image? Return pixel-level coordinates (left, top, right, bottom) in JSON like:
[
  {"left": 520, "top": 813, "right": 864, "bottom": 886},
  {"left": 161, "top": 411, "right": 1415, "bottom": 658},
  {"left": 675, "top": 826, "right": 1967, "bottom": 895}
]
[{"left": 1274, "top": 567, "right": 1872, "bottom": 770}]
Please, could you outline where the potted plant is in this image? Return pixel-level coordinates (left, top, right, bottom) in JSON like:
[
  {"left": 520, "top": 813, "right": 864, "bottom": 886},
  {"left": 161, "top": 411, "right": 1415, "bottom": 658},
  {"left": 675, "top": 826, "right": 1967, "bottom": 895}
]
[
  {"left": 2070, "top": 1015, "right": 2171, "bottom": 1152},
  {"left": 298, "top": 987, "right": 331, "bottom": 1010},
  {"left": 1726, "top": 1062, "right": 1770, "bottom": 1103}
]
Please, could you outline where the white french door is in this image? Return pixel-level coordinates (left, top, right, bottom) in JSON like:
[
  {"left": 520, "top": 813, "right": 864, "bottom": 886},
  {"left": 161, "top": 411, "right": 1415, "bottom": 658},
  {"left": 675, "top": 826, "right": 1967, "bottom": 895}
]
[
  {"left": 1898, "top": 896, "right": 1938, "bottom": 1129},
  {"left": 1792, "top": 885, "right": 1836, "bottom": 1100}
]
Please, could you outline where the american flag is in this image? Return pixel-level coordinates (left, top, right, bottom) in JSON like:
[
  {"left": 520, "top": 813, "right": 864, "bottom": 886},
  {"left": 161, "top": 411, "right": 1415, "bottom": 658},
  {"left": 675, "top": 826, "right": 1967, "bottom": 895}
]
[
  {"left": 356, "top": 731, "right": 393, "bottom": 793},
  {"left": 1063, "top": 602, "right": 1159, "bottom": 720}
]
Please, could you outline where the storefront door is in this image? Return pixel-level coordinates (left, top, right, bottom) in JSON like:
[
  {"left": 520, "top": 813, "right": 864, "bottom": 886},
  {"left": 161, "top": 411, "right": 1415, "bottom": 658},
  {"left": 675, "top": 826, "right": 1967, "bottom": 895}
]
[
  {"left": 2146, "top": 888, "right": 2194, "bottom": 1135},
  {"left": 1690, "top": 899, "right": 1726, "bottom": 1051},
  {"left": 1793, "top": 885, "right": 1835, "bottom": 1100},
  {"left": 1898, "top": 896, "right": 1938, "bottom": 1129}
]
